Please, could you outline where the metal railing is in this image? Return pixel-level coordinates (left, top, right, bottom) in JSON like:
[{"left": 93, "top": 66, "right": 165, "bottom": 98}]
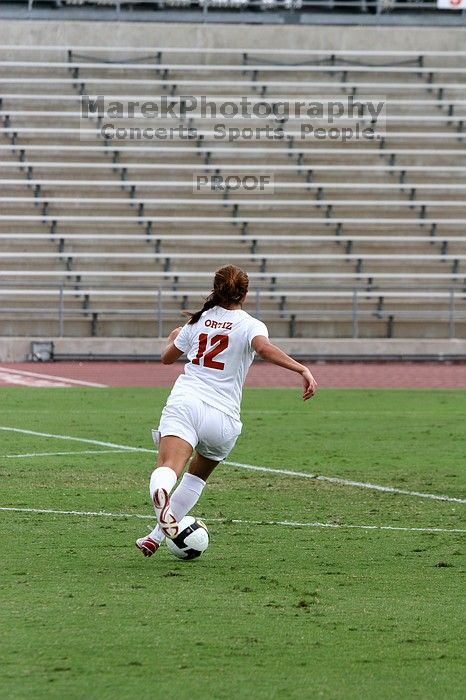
[
  {"left": 13, "top": 0, "right": 465, "bottom": 13},
  {"left": 1, "top": 286, "right": 465, "bottom": 339},
  {"left": 7, "top": 0, "right": 466, "bottom": 22}
]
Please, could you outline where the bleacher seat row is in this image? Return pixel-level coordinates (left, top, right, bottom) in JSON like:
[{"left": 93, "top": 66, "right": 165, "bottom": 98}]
[{"left": 0, "top": 46, "right": 465, "bottom": 339}]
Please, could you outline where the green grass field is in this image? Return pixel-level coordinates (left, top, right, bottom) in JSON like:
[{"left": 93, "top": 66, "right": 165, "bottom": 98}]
[{"left": 1, "top": 387, "right": 465, "bottom": 700}]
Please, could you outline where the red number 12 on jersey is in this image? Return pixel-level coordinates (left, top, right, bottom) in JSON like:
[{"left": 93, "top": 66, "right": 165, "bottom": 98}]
[{"left": 192, "top": 333, "right": 229, "bottom": 370}]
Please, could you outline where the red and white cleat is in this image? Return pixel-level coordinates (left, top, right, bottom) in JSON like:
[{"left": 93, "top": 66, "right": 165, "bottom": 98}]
[
  {"left": 153, "top": 488, "right": 179, "bottom": 540},
  {"left": 135, "top": 536, "right": 160, "bottom": 558}
]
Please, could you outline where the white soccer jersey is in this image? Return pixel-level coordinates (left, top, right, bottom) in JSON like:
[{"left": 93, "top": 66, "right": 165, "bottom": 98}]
[{"left": 171, "top": 306, "right": 269, "bottom": 420}]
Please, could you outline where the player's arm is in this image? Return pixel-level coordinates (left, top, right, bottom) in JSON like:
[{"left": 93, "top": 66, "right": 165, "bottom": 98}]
[
  {"left": 251, "top": 335, "right": 317, "bottom": 401},
  {"left": 161, "top": 326, "right": 185, "bottom": 365}
]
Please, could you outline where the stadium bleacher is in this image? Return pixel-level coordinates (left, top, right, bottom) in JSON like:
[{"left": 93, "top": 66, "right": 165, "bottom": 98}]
[
  {"left": 3, "top": 0, "right": 466, "bottom": 23},
  {"left": 1, "top": 45, "right": 465, "bottom": 340}
]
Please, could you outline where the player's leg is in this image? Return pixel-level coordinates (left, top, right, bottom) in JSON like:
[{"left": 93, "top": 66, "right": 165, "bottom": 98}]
[
  {"left": 188, "top": 451, "right": 219, "bottom": 481},
  {"left": 154, "top": 451, "right": 218, "bottom": 531},
  {"left": 149, "top": 396, "right": 200, "bottom": 543},
  {"left": 136, "top": 435, "right": 194, "bottom": 556},
  {"left": 137, "top": 398, "right": 198, "bottom": 556},
  {"left": 180, "top": 403, "right": 241, "bottom": 502},
  {"left": 153, "top": 406, "right": 241, "bottom": 531},
  {"left": 152, "top": 435, "right": 193, "bottom": 490},
  {"left": 137, "top": 401, "right": 240, "bottom": 557},
  {"left": 160, "top": 451, "right": 218, "bottom": 521},
  {"left": 151, "top": 435, "right": 193, "bottom": 538},
  {"left": 143, "top": 452, "right": 218, "bottom": 547}
]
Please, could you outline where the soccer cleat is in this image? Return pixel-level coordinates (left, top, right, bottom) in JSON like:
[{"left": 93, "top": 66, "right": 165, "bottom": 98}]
[
  {"left": 135, "top": 536, "right": 160, "bottom": 558},
  {"left": 153, "top": 488, "right": 179, "bottom": 540}
]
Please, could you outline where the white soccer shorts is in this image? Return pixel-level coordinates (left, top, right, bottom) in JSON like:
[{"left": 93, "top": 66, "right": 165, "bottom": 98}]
[{"left": 156, "top": 394, "right": 242, "bottom": 462}]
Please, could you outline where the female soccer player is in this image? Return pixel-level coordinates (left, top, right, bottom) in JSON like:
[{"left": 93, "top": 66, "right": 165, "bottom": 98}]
[{"left": 136, "top": 265, "right": 317, "bottom": 557}]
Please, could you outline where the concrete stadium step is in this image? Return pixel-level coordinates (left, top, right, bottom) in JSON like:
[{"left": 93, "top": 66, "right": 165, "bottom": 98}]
[{"left": 2, "top": 47, "right": 465, "bottom": 342}]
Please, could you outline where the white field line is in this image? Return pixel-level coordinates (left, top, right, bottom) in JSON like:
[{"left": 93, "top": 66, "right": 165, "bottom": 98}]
[
  {"left": 227, "top": 461, "right": 466, "bottom": 505},
  {"left": 0, "top": 426, "right": 151, "bottom": 452},
  {"left": 0, "top": 366, "right": 107, "bottom": 388},
  {"left": 0, "top": 370, "right": 72, "bottom": 388},
  {"left": 0, "top": 425, "right": 465, "bottom": 505},
  {"left": 0, "top": 506, "right": 464, "bottom": 535},
  {"left": 5, "top": 449, "right": 129, "bottom": 459}
]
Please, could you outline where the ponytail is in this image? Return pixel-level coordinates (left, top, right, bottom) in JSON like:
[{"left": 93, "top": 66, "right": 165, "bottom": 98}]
[
  {"left": 186, "top": 265, "right": 249, "bottom": 325},
  {"left": 187, "top": 293, "right": 219, "bottom": 325}
]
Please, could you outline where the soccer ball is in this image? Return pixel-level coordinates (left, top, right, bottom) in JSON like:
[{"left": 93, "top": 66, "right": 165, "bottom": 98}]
[{"left": 166, "top": 516, "right": 209, "bottom": 560}]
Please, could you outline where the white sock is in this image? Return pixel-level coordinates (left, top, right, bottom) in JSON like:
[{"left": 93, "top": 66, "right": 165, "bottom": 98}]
[
  {"left": 171, "top": 473, "right": 206, "bottom": 520},
  {"left": 148, "top": 472, "right": 206, "bottom": 544},
  {"left": 149, "top": 466, "right": 177, "bottom": 502}
]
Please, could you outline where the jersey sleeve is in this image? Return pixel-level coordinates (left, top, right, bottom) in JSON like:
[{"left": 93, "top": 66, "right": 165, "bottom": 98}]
[
  {"left": 173, "top": 323, "right": 193, "bottom": 354},
  {"left": 247, "top": 318, "right": 269, "bottom": 347}
]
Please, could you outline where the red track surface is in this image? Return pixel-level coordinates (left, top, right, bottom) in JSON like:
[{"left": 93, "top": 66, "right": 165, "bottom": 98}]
[{"left": 0, "top": 361, "right": 465, "bottom": 388}]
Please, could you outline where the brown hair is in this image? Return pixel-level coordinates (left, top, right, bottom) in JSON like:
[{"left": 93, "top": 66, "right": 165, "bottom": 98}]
[{"left": 187, "top": 265, "right": 249, "bottom": 325}]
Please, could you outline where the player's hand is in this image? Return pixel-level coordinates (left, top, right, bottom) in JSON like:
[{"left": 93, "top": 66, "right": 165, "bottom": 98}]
[
  {"left": 301, "top": 368, "right": 317, "bottom": 401},
  {"left": 168, "top": 326, "right": 182, "bottom": 342}
]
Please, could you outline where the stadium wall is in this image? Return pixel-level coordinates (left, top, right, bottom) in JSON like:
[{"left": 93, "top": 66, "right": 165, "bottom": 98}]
[
  {"left": 2, "top": 338, "right": 466, "bottom": 363},
  {"left": 0, "top": 19, "right": 465, "bottom": 52}
]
